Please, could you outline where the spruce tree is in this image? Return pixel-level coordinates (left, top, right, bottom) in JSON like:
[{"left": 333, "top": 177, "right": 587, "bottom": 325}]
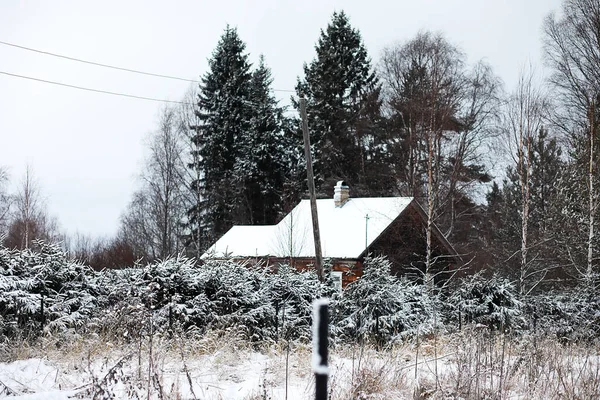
[
  {"left": 501, "top": 129, "right": 564, "bottom": 244},
  {"left": 295, "top": 11, "right": 383, "bottom": 195},
  {"left": 188, "top": 26, "right": 252, "bottom": 250},
  {"left": 240, "top": 56, "right": 291, "bottom": 225}
]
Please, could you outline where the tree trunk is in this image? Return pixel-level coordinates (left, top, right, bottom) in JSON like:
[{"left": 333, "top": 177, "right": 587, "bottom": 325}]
[{"left": 587, "top": 100, "right": 595, "bottom": 284}]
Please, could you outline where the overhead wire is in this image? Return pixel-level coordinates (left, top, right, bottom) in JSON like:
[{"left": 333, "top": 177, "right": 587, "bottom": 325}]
[
  {"left": 0, "top": 40, "right": 197, "bottom": 83},
  {"left": 0, "top": 71, "right": 190, "bottom": 105},
  {"left": 0, "top": 39, "right": 297, "bottom": 93},
  {"left": 0, "top": 70, "right": 299, "bottom": 113}
]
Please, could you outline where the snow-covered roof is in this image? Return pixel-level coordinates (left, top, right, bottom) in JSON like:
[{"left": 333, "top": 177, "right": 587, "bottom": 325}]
[
  {"left": 203, "top": 196, "right": 414, "bottom": 259},
  {"left": 204, "top": 225, "right": 277, "bottom": 258}
]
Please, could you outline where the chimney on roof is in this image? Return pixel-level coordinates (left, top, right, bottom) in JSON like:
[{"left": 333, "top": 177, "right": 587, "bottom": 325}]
[{"left": 334, "top": 181, "right": 350, "bottom": 207}]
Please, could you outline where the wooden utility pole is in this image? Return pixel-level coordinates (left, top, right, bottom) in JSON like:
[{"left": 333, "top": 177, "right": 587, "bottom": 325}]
[{"left": 300, "top": 97, "right": 324, "bottom": 282}]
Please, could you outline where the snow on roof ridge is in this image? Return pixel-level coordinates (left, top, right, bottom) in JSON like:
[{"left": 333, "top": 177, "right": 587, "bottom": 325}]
[{"left": 203, "top": 196, "right": 414, "bottom": 259}]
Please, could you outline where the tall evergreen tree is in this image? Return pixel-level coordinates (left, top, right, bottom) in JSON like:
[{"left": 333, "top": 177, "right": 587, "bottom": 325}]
[
  {"left": 295, "top": 11, "right": 384, "bottom": 195},
  {"left": 482, "top": 181, "right": 504, "bottom": 250},
  {"left": 188, "top": 26, "right": 253, "bottom": 250},
  {"left": 239, "top": 56, "right": 291, "bottom": 225}
]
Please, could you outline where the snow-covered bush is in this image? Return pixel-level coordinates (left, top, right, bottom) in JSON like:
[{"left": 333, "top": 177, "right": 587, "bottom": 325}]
[
  {"left": 446, "top": 273, "right": 523, "bottom": 331},
  {"left": 197, "top": 259, "right": 276, "bottom": 340},
  {"left": 265, "top": 264, "right": 324, "bottom": 341},
  {"left": 524, "top": 290, "right": 600, "bottom": 341},
  {"left": 0, "top": 242, "right": 99, "bottom": 338},
  {"left": 4, "top": 242, "right": 599, "bottom": 346},
  {"left": 333, "top": 257, "right": 438, "bottom": 344},
  {"left": 90, "top": 257, "right": 265, "bottom": 339},
  {"left": 91, "top": 257, "right": 328, "bottom": 343}
]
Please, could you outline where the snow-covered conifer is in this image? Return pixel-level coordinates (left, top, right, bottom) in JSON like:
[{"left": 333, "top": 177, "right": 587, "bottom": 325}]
[
  {"left": 334, "top": 256, "right": 436, "bottom": 343},
  {"left": 238, "top": 56, "right": 291, "bottom": 225},
  {"left": 187, "top": 26, "right": 253, "bottom": 250},
  {"left": 295, "top": 11, "right": 383, "bottom": 195},
  {"left": 447, "top": 273, "right": 523, "bottom": 331}
]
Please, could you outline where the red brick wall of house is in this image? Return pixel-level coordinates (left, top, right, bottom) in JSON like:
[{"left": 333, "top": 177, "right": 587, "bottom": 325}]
[{"left": 231, "top": 257, "right": 364, "bottom": 288}]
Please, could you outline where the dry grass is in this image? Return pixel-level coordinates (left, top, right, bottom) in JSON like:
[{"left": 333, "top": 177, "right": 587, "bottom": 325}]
[
  {"left": 1, "top": 329, "right": 599, "bottom": 399},
  {"left": 440, "top": 328, "right": 600, "bottom": 400}
]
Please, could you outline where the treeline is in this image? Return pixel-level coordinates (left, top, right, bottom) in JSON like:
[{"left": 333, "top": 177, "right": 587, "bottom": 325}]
[{"left": 1, "top": 0, "right": 600, "bottom": 292}]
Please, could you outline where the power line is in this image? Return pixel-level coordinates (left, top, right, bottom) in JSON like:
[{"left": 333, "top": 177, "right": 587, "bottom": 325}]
[
  {"left": 0, "top": 70, "right": 300, "bottom": 113},
  {"left": 0, "top": 39, "right": 297, "bottom": 93},
  {"left": 0, "top": 40, "right": 198, "bottom": 83},
  {"left": 0, "top": 71, "right": 190, "bottom": 104}
]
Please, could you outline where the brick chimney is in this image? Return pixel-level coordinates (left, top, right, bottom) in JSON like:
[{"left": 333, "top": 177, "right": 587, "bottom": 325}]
[{"left": 333, "top": 181, "right": 350, "bottom": 207}]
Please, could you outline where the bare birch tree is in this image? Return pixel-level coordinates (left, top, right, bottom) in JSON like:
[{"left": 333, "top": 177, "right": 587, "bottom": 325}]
[
  {"left": 176, "top": 86, "right": 205, "bottom": 260},
  {"left": 120, "top": 106, "right": 189, "bottom": 261},
  {"left": 3, "top": 166, "right": 58, "bottom": 249},
  {"left": 502, "top": 70, "right": 548, "bottom": 295},
  {"left": 544, "top": 0, "right": 600, "bottom": 285},
  {"left": 0, "top": 167, "right": 11, "bottom": 237},
  {"left": 380, "top": 33, "right": 464, "bottom": 287},
  {"left": 586, "top": 100, "right": 597, "bottom": 283},
  {"left": 380, "top": 32, "right": 500, "bottom": 286}
]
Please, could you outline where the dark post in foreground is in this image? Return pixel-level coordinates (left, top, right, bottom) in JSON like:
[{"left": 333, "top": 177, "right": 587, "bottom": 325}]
[
  {"left": 300, "top": 97, "right": 324, "bottom": 282},
  {"left": 313, "top": 298, "right": 329, "bottom": 400}
]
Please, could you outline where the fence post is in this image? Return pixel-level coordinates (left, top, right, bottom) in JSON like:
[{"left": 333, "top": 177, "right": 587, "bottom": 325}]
[
  {"left": 168, "top": 294, "right": 173, "bottom": 337},
  {"left": 313, "top": 298, "right": 329, "bottom": 400},
  {"left": 40, "top": 292, "right": 45, "bottom": 332}
]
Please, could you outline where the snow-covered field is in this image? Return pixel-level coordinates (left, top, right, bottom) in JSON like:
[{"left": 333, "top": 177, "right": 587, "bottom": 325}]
[
  {"left": 3, "top": 337, "right": 327, "bottom": 400},
  {"left": 0, "top": 331, "right": 428, "bottom": 399},
  {"left": 1, "top": 330, "right": 599, "bottom": 399}
]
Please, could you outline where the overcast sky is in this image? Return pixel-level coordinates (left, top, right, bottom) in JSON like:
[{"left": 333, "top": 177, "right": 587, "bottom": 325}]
[{"left": 0, "top": 0, "right": 563, "bottom": 239}]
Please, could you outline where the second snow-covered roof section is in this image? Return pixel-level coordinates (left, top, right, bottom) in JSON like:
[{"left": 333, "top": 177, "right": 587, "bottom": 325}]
[{"left": 204, "top": 197, "right": 414, "bottom": 259}]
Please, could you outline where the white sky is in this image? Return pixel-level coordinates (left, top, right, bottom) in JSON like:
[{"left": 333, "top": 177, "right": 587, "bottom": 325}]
[{"left": 0, "top": 0, "right": 563, "bottom": 239}]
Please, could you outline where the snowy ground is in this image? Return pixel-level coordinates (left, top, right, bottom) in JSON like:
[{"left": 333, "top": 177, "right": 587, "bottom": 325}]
[
  {"left": 0, "top": 330, "right": 599, "bottom": 399},
  {"left": 0, "top": 333, "right": 432, "bottom": 399}
]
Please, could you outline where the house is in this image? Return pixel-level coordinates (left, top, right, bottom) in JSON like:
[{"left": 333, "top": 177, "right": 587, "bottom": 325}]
[{"left": 203, "top": 182, "right": 459, "bottom": 289}]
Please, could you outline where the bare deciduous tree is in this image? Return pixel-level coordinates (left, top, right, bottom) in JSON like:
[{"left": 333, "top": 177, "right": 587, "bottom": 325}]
[
  {"left": 380, "top": 32, "right": 501, "bottom": 286},
  {"left": 3, "top": 166, "right": 59, "bottom": 249},
  {"left": 0, "top": 167, "right": 11, "bottom": 237},
  {"left": 544, "top": 0, "right": 600, "bottom": 129},
  {"left": 381, "top": 32, "right": 464, "bottom": 287},
  {"left": 502, "top": 69, "right": 548, "bottom": 295},
  {"left": 120, "top": 106, "right": 189, "bottom": 261},
  {"left": 544, "top": 0, "right": 600, "bottom": 284},
  {"left": 177, "top": 87, "right": 205, "bottom": 260}
]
